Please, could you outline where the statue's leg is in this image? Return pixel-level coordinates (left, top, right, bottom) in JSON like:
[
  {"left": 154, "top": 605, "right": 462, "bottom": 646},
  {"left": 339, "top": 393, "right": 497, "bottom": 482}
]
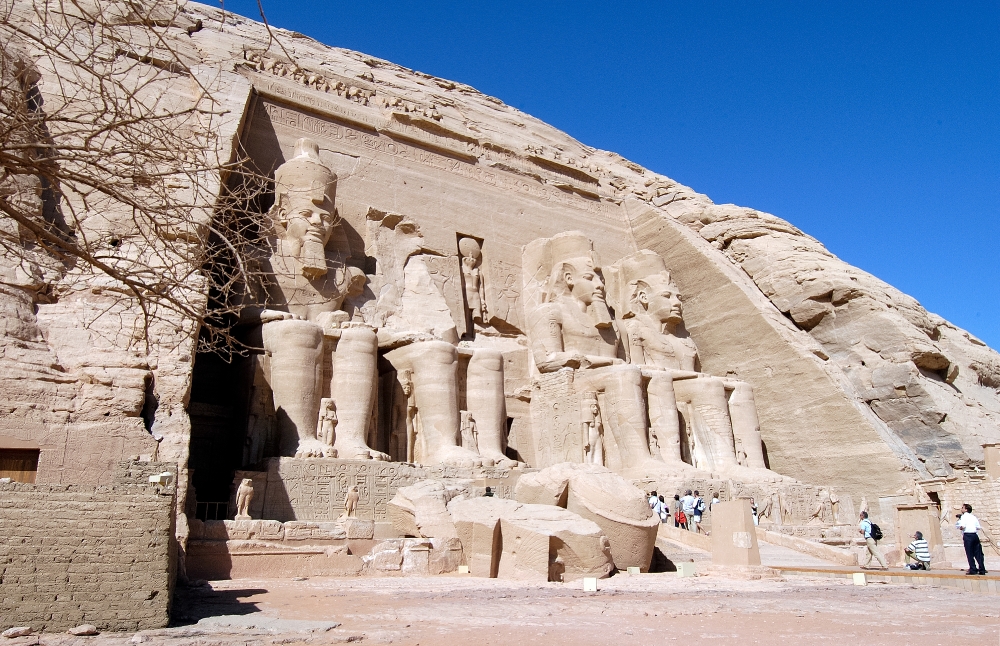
[
  {"left": 647, "top": 371, "right": 683, "bottom": 462},
  {"left": 466, "top": 348, "right": 512, "bottom": 466},
  {"left": 590, "top": 365, "right": 653, "bottom": 471},
  {"left": 386, "top": 340, "right": 480, "bottom": 466},
  {"left": 332, "top": 327, "right": 387, "bottom": 460},
  {"left": 262, "top": 319, "right": 324, "bottom": 457},
  {"left": 726, "top": 381, "right": 767, "bottom": 469},
  {"left": 673, "top": 377, "right": 739, "bottom": 471}
]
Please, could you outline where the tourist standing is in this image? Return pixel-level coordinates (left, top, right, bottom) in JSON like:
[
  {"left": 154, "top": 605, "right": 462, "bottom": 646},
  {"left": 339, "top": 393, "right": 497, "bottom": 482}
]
[
  {"left": 648, "top": 490, "right": 659, "bottom": 510},
  {"left": 657, "top": 495, "right": 669, "bottom": 523},
  {"left": 956, "top": 504, "right": 987, "bottom": 575},
  {"left": 681, "top": 490, "right": 696, "bottom": 531},
  {"left": 673, "top": 494, "right": 687, "bottom": 529},
  {"left": 858, "top": 511, "right": 888, "bottom": 570},
  {"left": 691, "top": 490, "right": 707, "bottom": 534},
  {"left": 750, "top": 497, "right": 759, "bottom": 526}
]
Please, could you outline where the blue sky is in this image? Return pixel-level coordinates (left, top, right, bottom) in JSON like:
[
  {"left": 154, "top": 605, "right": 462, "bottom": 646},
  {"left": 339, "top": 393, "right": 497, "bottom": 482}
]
[{"left": 223, "top": 1, "right": 1000, "bottom": 348}]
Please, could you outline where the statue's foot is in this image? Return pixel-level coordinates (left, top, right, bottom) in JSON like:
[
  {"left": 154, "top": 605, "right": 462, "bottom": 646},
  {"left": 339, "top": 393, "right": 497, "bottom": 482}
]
[
  {"left": 715, "top": 465, "right": 791, "bottom": 483},
  {"left": 294, "top": 439, "right": 337, "bottom": 458},
  {"left": 427, "top": 444, "right": 485, "bottom": 468},
  {"left": 625, "top": 459, "right": 711, "bottom": 480},
  {"left": 479, "top": 451, "right": 517, "bottom": 469},
  {"left": 335, "top": 441, "right": 390, "bottom": 461}
]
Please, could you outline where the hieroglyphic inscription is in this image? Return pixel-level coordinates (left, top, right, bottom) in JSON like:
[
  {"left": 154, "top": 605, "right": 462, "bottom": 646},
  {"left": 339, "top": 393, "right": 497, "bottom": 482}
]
[
  {"left": 258, "top": 101, "right": 617, "bottom": 217},
  {"left": 486, "top": 258, "right": 524, "bottom": 332},
  {"left": 262, "top": 458, "right": 426, "bottom": 522},
  {"left": 528, "top": 372, "right": 584, "bottom": 468}
]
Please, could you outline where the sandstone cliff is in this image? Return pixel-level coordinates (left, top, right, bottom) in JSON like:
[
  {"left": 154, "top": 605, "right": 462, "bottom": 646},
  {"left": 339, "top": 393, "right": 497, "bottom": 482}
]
[{"left": 1, "top": 0, "right": 997, "bottom": 508}]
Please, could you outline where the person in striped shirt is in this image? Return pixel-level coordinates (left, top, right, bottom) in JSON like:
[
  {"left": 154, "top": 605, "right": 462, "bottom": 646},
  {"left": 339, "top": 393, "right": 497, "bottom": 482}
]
[{"left": 904, "top": 531, "right": 931, "bottom": 570}]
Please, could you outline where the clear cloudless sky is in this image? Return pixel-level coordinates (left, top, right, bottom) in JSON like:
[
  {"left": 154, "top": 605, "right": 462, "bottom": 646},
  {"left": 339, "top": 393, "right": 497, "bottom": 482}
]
[{"left": 221, "top": 0, "right": 1000, "bottom": 347}]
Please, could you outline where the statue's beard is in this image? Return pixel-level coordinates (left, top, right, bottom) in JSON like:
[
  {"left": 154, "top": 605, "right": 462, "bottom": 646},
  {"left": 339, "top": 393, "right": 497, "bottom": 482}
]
[
  {"left": 298, "top": 238, "right": 328, "bottom": 279},
  {"left": 589, "top": 296, "right": 613, "bottom": 329}
]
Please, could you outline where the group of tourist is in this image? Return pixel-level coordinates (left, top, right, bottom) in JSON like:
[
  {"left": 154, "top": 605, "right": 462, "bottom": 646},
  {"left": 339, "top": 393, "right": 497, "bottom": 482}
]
[
  {"left": 857, "top": 502, "right": 988, "bottom": 574},
  {"left": 647, "top": 489, "right": 719, "bottom": 534}
]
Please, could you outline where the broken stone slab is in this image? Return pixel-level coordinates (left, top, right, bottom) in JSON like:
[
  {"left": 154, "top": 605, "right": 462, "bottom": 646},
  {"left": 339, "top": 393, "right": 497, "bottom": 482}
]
[
  {"left": 67, "top": 625, "right": 99, "bottom": 636},
  {"left": 448, "top": 496, "right": 521, "bottom": 577},
  {"left": 362, "top": 537, "right": 463, "bottom": 575},
  {"left": 497, "top": 503, "right": 613, "bottom": 582},
  {"left": 387, "top": 479, "right": 472, "bottom": 539},
  {"left": 514, "top": 462, "right": 658, "bottom": 571},
  {"left": 565, "top": 468, "right": 659, "bottom": 571},
  {"left": 513, "top": 462, "right": 607, "bottom": 507},
  {"left": 2, "top": 627, "right": 32, "bottom": 638}
]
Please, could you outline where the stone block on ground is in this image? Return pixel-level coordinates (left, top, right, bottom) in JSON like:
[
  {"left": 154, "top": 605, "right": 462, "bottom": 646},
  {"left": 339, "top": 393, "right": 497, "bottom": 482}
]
[
  {"left": 387, "top": 479, "right": 472, "bottom": 539},
  {"left": 711, "top": 500, "right": 761, "bottom": 566},
  {"left": 497, "top": 504, "right": 613, "bottom": 582},
  {"left": 448, "top": 496, "right": 521, "bottom": 577}
]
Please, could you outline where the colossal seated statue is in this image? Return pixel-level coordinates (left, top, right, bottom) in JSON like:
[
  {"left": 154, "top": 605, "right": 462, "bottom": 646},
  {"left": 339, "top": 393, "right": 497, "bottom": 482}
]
[
  {"left": 257, "top": 137, "right": 385, "bottom": 460},
  {"left": 606, "top": 250, "right": 769, "bottom": 476},
  {"left": 522, "top": 232, "right": 667, "bottom": 477}
]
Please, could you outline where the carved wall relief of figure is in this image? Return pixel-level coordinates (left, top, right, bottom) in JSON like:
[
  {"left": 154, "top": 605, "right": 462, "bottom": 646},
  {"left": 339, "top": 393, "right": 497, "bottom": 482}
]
[
  {"left": 521, "top": 231, "right": 666, "bottom": 478},
  {"left": 342, "top": 484, "right": 359, "bottom": 518},
  {"left": 458, "top": 236, "right": 487, "bottom": 328},
  {"left": 257, "top": 137, "right": 385, "bottom": 461},
  {"left": 606, "top": 249, "right": 769, "bottom": 477},
  {"left": 581, "top": 392, "right": 604, "bottom": 466}
]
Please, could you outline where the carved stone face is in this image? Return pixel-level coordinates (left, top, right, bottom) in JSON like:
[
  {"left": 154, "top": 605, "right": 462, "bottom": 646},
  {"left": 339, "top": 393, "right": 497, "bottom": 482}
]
[
  {"left": 563, "top": 259, "right": 605, "bottom": 306},
  {"left": 638, "top": 274, "right": 682, "bottom": 325},
  {"left": 590, "top": 403, "right": 599, "bottom": 416}
]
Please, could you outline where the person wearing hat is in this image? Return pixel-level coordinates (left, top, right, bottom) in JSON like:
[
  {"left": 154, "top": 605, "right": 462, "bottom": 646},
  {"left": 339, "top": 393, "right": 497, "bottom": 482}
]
[{"left": 904, "top": 531, "right": 931, "bottom": 571}]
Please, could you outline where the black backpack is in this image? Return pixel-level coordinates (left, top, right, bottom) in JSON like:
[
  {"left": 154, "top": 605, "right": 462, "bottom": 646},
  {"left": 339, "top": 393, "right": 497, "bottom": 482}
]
[{"left": 870, "top": 522, "right": 883, "bottom": 542}]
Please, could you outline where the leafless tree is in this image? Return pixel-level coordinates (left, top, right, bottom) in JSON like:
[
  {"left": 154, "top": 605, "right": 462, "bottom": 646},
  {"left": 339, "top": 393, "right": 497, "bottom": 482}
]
[{"left": 0, "top": 0, "right": 272, "bottom": 356}]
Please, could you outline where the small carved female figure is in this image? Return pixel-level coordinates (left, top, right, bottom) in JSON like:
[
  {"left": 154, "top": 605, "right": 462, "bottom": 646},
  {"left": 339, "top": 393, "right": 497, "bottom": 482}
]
[{"left": 581, "top": 392, "right": 604, "bottom": 466}]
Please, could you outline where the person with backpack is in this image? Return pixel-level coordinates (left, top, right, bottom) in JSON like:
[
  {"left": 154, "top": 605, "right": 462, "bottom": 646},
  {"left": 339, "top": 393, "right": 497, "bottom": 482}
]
[
  {"left": 691, "top": 490, "right": 707, "bottom": 534},
  {"left": 859, "top": 511, "right": 888, "bottom": 570}
]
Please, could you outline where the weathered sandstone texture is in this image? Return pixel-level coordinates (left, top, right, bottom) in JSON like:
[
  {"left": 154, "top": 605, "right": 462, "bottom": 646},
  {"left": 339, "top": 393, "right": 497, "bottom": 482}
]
[{"left": 0, "top": 475, "right": 175, "bottom": 631}]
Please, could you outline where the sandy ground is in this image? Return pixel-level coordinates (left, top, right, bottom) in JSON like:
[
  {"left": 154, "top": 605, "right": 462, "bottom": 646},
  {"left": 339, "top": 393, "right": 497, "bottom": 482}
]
[{"left": 7, "top": 572, "right": 999, "bottom": 646}]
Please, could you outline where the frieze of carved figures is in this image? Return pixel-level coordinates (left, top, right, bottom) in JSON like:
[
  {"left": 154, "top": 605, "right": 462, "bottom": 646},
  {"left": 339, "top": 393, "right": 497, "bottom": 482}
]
[{"left": 243, "top": 50, "right": 443, "bottom": 119}]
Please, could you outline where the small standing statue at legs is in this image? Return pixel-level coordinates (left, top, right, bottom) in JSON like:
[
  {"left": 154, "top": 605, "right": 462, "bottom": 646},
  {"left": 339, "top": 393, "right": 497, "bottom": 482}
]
[
  {"left": 315, "top": 397, "right": 339, "bottom": 457},
  {"left": 460, "top": 410, "right": 480, "bottom": 455},
  {"left": 582, "top": 392, "right": 604, "bottom": 466},
  {"left": 399, "top": 369, "right": 419, "bottom": 464},
  {"left": 235, "top": 478, "right": 254, "bottom": 520}
]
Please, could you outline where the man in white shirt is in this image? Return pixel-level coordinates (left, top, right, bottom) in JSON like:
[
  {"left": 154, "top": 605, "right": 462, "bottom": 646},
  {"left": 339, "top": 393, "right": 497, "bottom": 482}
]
[
  {"left": 858, "top": 511, "right": 887, "bottom": 570},
  {"left": 681, "top": 490, "right": 696, "bottom": 531},
  {"left": 956, "top": 504, "right": 987, "bottom": 575}
]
